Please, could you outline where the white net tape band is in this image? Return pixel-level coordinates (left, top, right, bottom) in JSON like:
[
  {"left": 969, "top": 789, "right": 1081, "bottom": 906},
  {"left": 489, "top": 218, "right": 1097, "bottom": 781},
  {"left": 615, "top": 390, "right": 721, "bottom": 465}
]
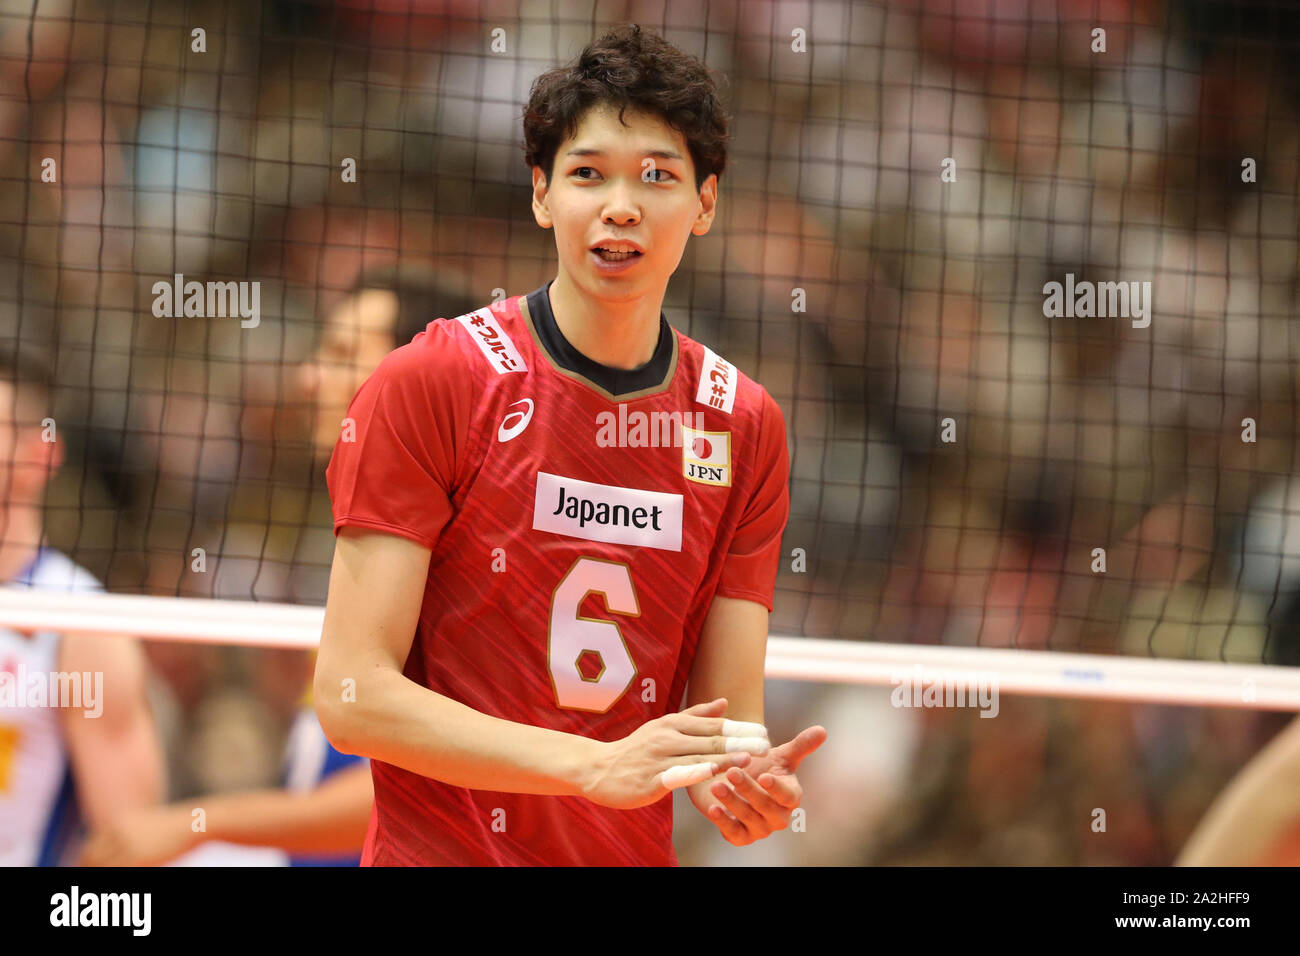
[{"left": 2, "top": 587, "right": 1298, "bottom": 710}]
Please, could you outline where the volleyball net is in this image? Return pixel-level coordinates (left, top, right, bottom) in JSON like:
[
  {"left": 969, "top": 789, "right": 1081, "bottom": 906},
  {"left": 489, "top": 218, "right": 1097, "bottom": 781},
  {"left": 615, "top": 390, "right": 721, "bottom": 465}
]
[
  {"left": 3, "top": 0, "right": 1300, "bottom": 707},
  {"left": 4, "top": 588, "right": 1300, "bottom": 711}
]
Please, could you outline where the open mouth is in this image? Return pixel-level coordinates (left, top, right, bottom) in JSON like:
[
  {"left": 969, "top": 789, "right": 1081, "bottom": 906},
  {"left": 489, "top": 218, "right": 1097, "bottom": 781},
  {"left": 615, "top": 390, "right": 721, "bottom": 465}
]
[{"left": 593, "top": 248, "right": 643, "bottom": 262}]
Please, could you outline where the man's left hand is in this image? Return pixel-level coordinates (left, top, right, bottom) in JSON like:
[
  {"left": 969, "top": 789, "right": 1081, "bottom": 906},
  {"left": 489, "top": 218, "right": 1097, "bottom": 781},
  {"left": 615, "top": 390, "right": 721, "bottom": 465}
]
[{"left": 688, "top": 724, "right": 827, "bottom": 846}]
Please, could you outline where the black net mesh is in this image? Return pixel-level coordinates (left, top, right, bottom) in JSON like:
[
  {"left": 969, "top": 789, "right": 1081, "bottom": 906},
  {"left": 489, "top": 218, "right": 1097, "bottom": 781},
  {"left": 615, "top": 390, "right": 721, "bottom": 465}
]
[{"left": 2, "top": 0, "right": 1299, "bottom": 671}]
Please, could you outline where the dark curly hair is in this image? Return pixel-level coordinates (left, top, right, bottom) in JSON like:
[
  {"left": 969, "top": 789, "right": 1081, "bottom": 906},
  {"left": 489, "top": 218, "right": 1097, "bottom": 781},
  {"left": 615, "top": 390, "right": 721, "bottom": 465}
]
[{"left": 522, "top": 23, "right": 731, "bottom": 193}]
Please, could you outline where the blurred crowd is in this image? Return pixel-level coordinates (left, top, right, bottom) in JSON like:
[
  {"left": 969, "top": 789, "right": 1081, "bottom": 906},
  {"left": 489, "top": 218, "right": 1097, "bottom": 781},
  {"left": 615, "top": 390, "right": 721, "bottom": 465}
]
[{"left": 3, "top": 0, "right": 1300, "bottom": 864}]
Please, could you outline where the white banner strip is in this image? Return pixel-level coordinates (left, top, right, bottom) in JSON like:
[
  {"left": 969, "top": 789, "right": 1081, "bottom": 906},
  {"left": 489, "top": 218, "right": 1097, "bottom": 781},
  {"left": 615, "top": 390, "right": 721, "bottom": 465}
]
[{"left": 2, "top": 588, "right": 1298, "bottom": 709}]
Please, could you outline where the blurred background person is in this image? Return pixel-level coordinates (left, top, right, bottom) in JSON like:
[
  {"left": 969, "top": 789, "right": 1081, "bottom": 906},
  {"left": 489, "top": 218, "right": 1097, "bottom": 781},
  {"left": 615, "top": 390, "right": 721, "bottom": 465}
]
[
  {"left": 81, "top": 265, "right": 480, "bottom": 866},
  {"left": 0, "top": 345, "right": 165, "bottom": 865},
  {"left": 298, "top": 265, "right": 482, "bottom": 464}
]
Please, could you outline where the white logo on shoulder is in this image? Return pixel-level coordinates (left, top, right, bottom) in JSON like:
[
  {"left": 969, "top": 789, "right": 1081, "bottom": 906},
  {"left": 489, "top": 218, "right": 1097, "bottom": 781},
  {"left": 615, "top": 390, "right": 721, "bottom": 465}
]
[
  {"left": 695, "top": 345, "right": 737, "bottom": 414},
  {"left": 533, "top": 472, "right": 683, "bottom": 552},
  {"left": 455, "top": 307, "right": 528, "bottom": 374},
  {"left": 498, "top": 398, "right": 534, "bottom": 442}
]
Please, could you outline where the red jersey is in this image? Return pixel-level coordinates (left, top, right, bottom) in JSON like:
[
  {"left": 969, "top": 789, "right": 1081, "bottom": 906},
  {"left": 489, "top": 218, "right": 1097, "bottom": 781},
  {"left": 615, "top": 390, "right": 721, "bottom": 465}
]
[{"left": 325, "top": 279, "right": 790, "bottom": 865}]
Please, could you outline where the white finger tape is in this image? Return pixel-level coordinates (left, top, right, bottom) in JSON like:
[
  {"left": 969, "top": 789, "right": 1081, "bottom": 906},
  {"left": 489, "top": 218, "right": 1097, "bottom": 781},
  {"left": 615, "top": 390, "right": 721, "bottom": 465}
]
[
  {"left": 724, "top": 736, "right": 771, "bottom": 754},
  {"left": 721, "top": 719, "right": 767, "bottom": 737},
  {"left": 661, "top": 762, "right": 715, "bottom": 790}
]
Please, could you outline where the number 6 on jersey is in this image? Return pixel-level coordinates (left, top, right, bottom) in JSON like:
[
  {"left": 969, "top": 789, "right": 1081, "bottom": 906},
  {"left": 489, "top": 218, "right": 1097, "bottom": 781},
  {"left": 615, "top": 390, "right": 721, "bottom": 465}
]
[{"left": 548, "top": 557, "right": 640, "bottom": 712}]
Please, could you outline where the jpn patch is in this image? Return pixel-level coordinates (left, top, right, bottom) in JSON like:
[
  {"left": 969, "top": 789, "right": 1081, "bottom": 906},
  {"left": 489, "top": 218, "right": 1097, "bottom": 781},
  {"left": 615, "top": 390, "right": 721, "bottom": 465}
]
[{"left": 681, "top": 426, "right": 731, "bottom": 487}]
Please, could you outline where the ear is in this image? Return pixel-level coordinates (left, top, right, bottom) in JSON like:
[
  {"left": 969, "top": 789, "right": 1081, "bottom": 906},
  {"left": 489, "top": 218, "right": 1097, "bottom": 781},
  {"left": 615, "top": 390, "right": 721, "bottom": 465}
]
[
  {"left": 531, "top": 166, "right": 553, "bottom": 229},
  {"left": 691, "top": 173, "right": 718, "bottom": 236}
]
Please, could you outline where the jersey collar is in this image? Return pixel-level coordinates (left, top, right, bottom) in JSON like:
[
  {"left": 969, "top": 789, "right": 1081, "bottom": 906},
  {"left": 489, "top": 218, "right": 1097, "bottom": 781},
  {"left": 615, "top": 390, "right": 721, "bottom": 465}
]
[{"left": 519, "top": 279, "right": 678, "bottom": 401}]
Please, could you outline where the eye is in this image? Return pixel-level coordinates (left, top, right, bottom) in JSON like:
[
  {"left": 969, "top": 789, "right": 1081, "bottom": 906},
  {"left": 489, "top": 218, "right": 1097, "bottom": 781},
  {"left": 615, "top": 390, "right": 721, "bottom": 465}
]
[
  {"left": 573, "top": 166, "right": 601, "bottom": 180},
  {"left": 644, "top": 167, "right": 676, "bottom": 183}
]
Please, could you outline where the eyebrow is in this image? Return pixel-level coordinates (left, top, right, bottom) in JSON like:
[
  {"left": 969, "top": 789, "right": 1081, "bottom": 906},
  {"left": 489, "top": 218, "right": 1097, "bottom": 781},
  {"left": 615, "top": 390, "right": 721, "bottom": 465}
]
[{"left": 564, "top": 147, "right": 685, "bottom": 162}]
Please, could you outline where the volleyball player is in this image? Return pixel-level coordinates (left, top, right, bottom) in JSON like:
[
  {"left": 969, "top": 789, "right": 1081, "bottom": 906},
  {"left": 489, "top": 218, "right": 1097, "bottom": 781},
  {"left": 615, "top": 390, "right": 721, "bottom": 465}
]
[
  {"left": 0, "top": 346, "right": 165, "bottom": 865},
  {"left": 316, "top": 23, "right": 826, "bottom": 865}
]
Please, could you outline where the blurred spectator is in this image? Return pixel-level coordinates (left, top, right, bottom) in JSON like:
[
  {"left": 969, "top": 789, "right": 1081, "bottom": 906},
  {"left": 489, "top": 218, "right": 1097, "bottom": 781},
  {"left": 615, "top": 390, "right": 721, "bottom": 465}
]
[
  {"left": 0, "top": 345, "right": 165, "bottom": 865},
  {"left": 81, "top": 262, "right": 481, "bottom": 866}
]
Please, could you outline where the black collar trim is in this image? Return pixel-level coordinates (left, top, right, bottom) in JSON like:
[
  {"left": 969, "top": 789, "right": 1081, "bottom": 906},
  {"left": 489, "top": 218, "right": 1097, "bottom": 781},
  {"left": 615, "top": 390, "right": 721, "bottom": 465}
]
[{"left": 524, "top": 279, "right": 675, "bottom": 399}]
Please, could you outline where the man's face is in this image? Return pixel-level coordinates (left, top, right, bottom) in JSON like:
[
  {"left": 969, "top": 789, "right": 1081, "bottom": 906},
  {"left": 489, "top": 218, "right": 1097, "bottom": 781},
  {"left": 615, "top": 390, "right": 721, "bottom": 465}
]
[
  {"left": 0, "top": 380, "right": 61, "bottom": 513},
  {"left": 531, "top": 103, "right": 716, "bottom": 302},
  {"left": 298, "top": 289, "right": 398, "bottom": 462}
]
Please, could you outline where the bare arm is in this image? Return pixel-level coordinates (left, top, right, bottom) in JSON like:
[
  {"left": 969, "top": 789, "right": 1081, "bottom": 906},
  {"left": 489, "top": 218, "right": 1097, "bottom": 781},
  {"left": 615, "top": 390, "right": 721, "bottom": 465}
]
[
  {"left": 82, "top": 762, "right": 374, "bottom": 865},
  {"left": 313, "top": 527, "right": 599, "bottom": 796},
  {"left": 193, "top": 762, "right": 373, "bottom": 854},
  {"left": 683, "top": 596, "right": 768, "bottom": 811},
  {"left": 683, "top": 596, "right": 826, "bottom": 846},
  {"left": 1177, "top": 715, "right": 1300, "bottom": 866},
  {"left": 684, "top": 596, "right": 769, "bottom": 723},
  {"left": 59, "top": 632, "right": 166, "bottom": 830}
]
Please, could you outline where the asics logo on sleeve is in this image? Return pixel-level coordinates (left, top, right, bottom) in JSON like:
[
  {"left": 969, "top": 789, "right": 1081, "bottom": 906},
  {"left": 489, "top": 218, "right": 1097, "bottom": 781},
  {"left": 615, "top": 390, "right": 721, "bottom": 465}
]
[{"left": 497, "top": 398, "right": 535, "bottom": 442}]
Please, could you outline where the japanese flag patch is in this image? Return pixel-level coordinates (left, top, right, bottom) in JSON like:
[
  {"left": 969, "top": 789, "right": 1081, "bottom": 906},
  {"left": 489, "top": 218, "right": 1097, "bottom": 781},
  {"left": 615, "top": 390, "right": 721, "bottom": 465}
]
[{"left": 682, "top": 426, "right": 731, "bottom": 487}]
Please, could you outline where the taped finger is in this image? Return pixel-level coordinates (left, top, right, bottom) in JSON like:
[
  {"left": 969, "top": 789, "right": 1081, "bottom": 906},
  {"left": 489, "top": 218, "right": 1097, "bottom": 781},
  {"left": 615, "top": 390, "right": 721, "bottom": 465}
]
[
  {"left": 724, "top": 735, "right": 771, "bottom": 754},
  {"left": 660, "top": 761, "right": 716, "bottom": 790},
  {"left": 721, "top": 719, "right": 767, "bottom": 738}
]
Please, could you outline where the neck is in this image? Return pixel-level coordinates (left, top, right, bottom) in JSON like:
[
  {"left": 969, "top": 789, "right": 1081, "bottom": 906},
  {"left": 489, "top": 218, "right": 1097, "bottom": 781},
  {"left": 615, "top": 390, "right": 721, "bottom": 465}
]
[
  {"left": 0, "top": 505, "right": 41, "bottom": 584},
  {"left": 548, "top": 271, "right": 663, "bottom": 370}
]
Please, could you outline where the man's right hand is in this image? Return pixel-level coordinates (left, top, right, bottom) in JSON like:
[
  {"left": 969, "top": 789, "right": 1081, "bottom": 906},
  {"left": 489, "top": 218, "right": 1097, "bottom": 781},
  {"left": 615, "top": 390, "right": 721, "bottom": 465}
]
[{"left": 579, "top": 698, "right": 767, "bottom": 810}]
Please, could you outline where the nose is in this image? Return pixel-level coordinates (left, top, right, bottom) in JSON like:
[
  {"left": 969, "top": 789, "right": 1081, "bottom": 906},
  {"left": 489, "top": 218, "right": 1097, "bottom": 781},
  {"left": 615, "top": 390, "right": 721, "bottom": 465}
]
[{"left": 602, "top": 182, "right": 641, "bottom": 225}]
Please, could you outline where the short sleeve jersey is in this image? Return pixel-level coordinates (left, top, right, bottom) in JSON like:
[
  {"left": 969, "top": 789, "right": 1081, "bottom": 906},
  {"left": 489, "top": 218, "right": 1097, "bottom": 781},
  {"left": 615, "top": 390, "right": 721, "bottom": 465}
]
[
  {"left": 326, "top": 279, "right": 790, "bottom": 866},
  {"left": 0, "top": 547, "right": 102, "bottom": 866}
]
